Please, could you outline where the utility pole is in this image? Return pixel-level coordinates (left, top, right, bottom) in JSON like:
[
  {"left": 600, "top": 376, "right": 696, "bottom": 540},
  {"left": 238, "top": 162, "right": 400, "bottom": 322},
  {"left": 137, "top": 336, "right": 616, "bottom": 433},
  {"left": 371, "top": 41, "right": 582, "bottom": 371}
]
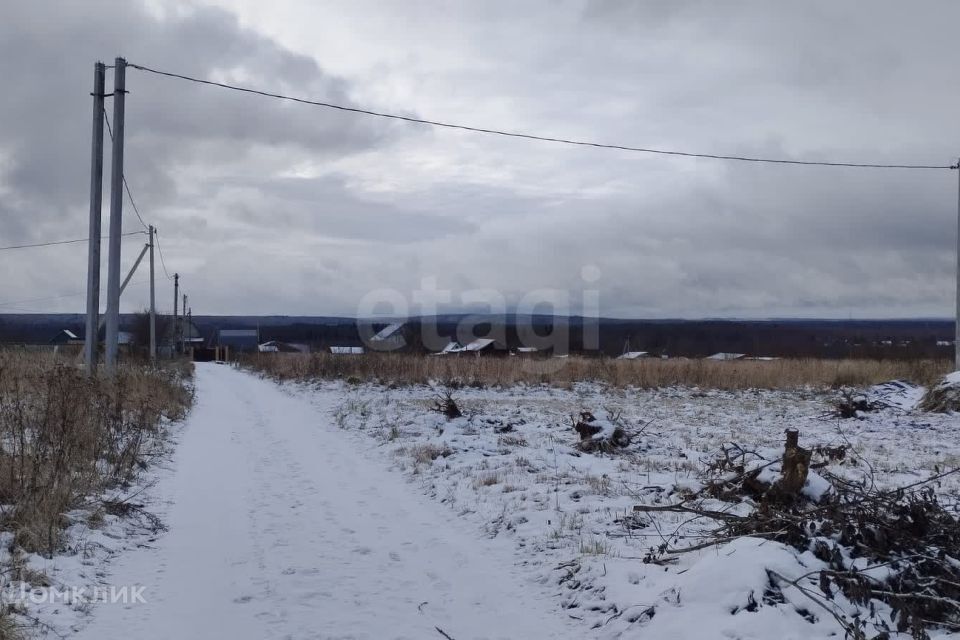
[
  {"left": 149, "top": 225, "right": 156, "bottom": 362},
  {"left": 84, "top": 61, "right": 106, "bottom": 374},
  {"left": 182, "top": 293, "right": 188, "bottom": 352},
  {"left": 187, "top": 305, "right": 192, "bottom": 358},
  {"left": 173, "top": 273, "right": 179, "bottom": 354},
  {"left": 104, "top": 57, "right": 127, "bottom": 373},
  {"left": 956, "top": 159, "right": 959, "bottom": 370}
]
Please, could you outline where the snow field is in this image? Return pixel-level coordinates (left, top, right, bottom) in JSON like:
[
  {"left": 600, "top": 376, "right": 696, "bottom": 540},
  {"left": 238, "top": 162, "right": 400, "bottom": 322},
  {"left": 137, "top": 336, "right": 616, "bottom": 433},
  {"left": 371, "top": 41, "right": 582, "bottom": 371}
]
[
  {"left": 305, "top": 378, "right": 960, "bottom": 638},
  {"left": 12, "top": 365, "right": 958, "bottom": 639}
]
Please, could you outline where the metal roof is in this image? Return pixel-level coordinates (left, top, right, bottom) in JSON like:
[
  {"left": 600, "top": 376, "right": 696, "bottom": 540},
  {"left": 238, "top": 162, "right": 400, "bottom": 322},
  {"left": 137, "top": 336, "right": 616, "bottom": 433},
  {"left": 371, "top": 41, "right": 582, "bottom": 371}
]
[
  {"left": 464, "top": 338, "right": 496, "bottom": 351},
  {"left": 330, "top": 346, "right": 364, "bottom": 355},
  {"left": 219, "top": 329, "right": 259, "bottom": 337},
  {"left": 705, "top": 352, "right": 746, "bottom": 361}
]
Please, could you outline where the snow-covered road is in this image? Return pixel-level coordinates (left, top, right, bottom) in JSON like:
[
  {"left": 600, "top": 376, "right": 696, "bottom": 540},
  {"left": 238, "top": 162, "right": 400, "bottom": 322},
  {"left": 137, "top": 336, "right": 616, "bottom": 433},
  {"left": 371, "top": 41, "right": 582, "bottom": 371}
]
[{"left": 77, "top": 363, "right": 576, "bottom": 640}]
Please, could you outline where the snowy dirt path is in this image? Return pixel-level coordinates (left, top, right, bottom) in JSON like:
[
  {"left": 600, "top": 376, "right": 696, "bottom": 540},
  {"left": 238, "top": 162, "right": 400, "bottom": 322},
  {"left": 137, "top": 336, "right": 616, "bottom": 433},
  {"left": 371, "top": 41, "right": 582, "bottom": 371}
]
[{"left": 76, "top": 363, "right": 577, "bottom": 640}]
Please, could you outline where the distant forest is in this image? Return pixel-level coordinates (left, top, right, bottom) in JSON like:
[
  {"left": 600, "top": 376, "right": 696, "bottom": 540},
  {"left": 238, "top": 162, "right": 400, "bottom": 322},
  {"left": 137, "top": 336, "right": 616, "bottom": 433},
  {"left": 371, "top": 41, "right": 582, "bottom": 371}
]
[{"left": 2, "top": 313, "right": 953, "bottom": 359}]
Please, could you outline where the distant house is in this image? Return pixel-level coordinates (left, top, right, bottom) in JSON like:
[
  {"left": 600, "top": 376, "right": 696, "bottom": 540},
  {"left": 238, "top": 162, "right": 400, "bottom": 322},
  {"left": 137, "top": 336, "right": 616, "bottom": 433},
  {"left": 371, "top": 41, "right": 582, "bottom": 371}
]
[
  {"left": 617, "top": 351, "right": 649, "bottom": 360},
  {"left": 368, "top": 323, "right": 406, "bottom": 351},
  {"left": 463, "top": 338, "right": 507, "bottom": 355},
  {"left": 258, "top": 340, "right": 309, "bottom": 354},
  {"left": 705, "top": 352, "right": 747, "bottom": 361},
  {"left": 170, "top": 320, "right": 206, "bottom": 348},
  {"left": 432, "top": 341, "right": 463, "bottom": 356},
  {"left": 218, "top": 329, "right": 259, "bottom": 352},
  {"left": 330, "top": 346, "right": 364, "bottom": 355},
  {"left": 514, "top": 347, "right": 539, "bottom": 356},
  {"left": 431, "top": 339, "right": 505, "bottom": 355},
  {"left": 49, "top": 329, "right": 82, "bottom": 345},
  {"left": 184, "top": 322, "right": 206, "bottom": 348},
  {"left": 443, "top": 341, "right": 464, "bottom": 353},
  {"left": 464, "top": 338, "right": 495, "bottom": 352}
]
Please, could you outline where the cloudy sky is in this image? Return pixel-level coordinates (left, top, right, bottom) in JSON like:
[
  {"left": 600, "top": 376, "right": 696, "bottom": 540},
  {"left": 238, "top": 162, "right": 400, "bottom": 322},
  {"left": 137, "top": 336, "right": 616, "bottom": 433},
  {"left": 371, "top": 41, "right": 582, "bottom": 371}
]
[{"left": 1, "top": 0, "right": 958, "bottom": 318}]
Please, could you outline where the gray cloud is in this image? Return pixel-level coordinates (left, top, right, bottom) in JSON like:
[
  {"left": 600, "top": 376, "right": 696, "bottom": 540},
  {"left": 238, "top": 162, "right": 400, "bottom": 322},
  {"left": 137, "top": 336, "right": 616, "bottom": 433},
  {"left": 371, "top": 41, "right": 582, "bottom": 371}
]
[
  {"left": 219, "top": 174, "right": 476, "bottom": 242},
  {"left": 0, "top": 0, "right": 958, "bottom": 318},
  {"left": 0, "top": 1, "right": 390, "bottom": 229}
]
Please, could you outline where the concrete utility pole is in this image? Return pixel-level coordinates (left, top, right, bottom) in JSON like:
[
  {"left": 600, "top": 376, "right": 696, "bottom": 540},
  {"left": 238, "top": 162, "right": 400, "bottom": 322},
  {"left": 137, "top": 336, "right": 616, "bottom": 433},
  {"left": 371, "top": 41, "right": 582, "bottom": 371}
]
[
  {"left": 956, "top": 158, "right": 960, "bottom": 370},
  {"left": 182, "top": 293, "right": 188, "bottom": 352},
  {"left": 187, "top": 305, "right": 192, "bottom": 357},
  {"left": 149, "top": 225, "right": 156, "bottom": 362},
  {"left": 104, "top": 57, "right": 127, "bottom": 373},
  {"left": 173, "top": 273, "right": 179, "bottom": 354},
  {"left": 84, "top": 61, "right": 106, "bottom": 374}
]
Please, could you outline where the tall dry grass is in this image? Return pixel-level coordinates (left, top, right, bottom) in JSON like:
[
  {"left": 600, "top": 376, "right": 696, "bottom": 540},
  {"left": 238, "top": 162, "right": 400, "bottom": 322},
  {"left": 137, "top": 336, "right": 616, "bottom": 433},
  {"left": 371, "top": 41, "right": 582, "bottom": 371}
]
[
  {"left": 0, "top": 350, "right": 192, "bottom": 557},
  {"left": 242, "top": 352, "right": 950, "bottom": 390}
]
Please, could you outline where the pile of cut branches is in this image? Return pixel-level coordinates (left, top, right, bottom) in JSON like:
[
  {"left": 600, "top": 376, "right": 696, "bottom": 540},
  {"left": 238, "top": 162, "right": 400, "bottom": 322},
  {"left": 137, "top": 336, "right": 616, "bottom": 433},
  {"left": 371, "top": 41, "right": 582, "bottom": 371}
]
[
  {"left": 835, "top": 389, "right": 881, "bottom": 419},
  {"left": 571, "top": 411, "right": 631, "bottom": 453},
  {"left": 635, "top": 430, "right": 960, "bottom": 639},
  {"left": 919, "top": 373, "right": 960, "bottom": 413}
]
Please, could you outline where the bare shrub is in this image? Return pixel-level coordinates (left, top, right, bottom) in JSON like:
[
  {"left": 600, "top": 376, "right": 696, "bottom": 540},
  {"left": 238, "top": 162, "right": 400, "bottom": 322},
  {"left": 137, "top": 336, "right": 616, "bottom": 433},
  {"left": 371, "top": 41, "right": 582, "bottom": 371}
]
[
  {"left": 0, "top": 350, "right": 192, "bottom": 557},
  {"left": 431, "top": 391, "right": 462, "bottom": 419},
  {"left": 241, "top": 352, "right": 949, "bottom": 390}
]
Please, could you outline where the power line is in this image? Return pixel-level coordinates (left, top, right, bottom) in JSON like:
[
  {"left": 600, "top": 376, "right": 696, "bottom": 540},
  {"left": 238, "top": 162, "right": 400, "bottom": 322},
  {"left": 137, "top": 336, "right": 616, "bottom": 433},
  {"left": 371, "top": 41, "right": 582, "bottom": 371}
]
[
  {"left": 0, "top": 231, "right": 145, "bottom": 251},
  {"left": 153, "top": 230, "right": 173, "bottom": 280},
  {"left": 0, "top": 279, "right": 152, "bottom": 308},
  {"left": 104, "top": 109, "right": 180, "bottom": 284},
  {"left": 129, "top": 62, "right": 958, "bottom": 171},
  {"left": 0, "top": 291, "right": 89, "bottom": 307},
  {"left": 105, "top": 108, "right": 179, "bottom": 284},
  {"left": 103, "top": 111, "right": 150, "bottom": 231}
]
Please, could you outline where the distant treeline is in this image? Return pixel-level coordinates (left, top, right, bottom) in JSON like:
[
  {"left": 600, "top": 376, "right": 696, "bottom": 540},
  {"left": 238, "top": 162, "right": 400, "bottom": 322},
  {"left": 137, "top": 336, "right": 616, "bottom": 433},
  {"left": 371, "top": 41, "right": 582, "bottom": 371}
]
[
  {"left": 262, "top": 317, "right": 952, "bottom": 359},
  {"left": 0, "top": 313, "right": 952, "bottom": 359}
]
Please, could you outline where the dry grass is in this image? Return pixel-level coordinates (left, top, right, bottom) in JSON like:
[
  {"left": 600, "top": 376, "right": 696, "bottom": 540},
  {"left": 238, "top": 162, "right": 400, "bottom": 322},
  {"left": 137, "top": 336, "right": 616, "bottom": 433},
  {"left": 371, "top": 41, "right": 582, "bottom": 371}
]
[
  {"left": 242, "top": 352, "right": 950, "bottom": 390},
  {"left": 473, "top": 471, "right": 503, "bottom": 488},
  {"left": 408, "top": 443, "right": 454, "bottom": 465},
  {"left": 0, "top": 350, "right": 193, "bottom": 558}
]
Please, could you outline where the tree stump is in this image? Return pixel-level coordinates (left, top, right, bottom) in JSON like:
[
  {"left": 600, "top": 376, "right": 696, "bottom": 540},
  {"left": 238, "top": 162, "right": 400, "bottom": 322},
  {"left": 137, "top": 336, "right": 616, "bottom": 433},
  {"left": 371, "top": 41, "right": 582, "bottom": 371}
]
[{"left": 776, "top": 428, "right": 811, "bottom": 498}]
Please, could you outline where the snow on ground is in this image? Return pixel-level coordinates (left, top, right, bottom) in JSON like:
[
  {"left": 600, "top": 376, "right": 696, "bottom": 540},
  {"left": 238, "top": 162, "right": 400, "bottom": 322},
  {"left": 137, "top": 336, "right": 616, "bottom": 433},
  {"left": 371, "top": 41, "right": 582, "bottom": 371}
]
[
  {"left": 863, "top": 379, "right": 927, "bottom": 411},
  {"left": 73, "top": 363, "right": 578, "bottom": 640},
  {"left": 16, "top": 364, "right": 958, "bottom": 639},
  {"left": 278, "top": 374, "right": 960, "bottom": 639}
]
